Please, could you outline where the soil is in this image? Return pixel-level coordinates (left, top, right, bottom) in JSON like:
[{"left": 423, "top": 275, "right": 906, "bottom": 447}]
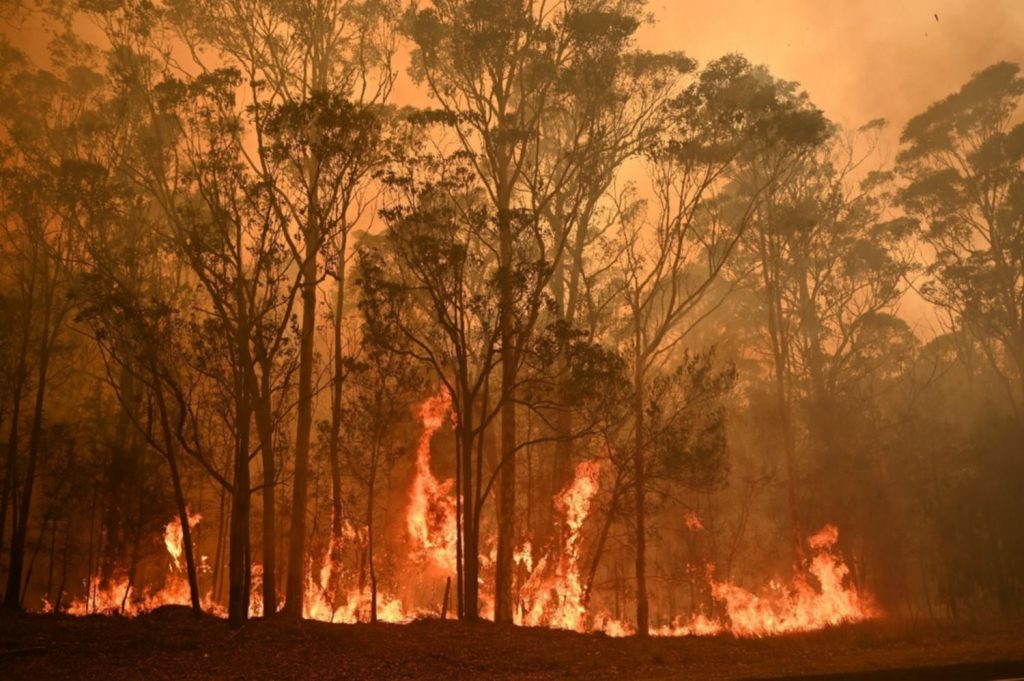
[{"left": 1, "top": 607, "right": 1023, "bottom": 680}]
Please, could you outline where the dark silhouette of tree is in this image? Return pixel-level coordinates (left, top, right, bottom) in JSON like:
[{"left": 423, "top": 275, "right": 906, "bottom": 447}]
[
  {"left": 0, "top": 50, "right": 95, "bottom": 609},
  {"left": 898, "top": 61, "right": 1024, "bottom": 421},
  {"left": 360, "top": 130, "right": 503, "bottom": 619},
  {"left": 406, "top": 0, "right": 680, "bottom": 623},
  {"left": 735, "top": 121, "right": 915, "bottom": 564}
]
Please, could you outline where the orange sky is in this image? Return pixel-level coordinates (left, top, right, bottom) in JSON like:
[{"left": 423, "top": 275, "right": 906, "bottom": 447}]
[{"left": 645, "top": 0, "right": 1024, "bottom": 135}]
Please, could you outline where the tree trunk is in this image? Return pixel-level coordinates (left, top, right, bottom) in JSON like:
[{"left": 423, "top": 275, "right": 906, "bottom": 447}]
[
  {"left": 252, "top": 368, "right": 277, "bottom": 616},
  {"left": 632, "top": 357, "right": 649, "bottom": 636},
  {"left": 367, "top": 445, "right": 378, "bottom": 623},
  {"left": 328, "top": 255, "right": 347, "bottom": 590},
  {"left": 4, "top": 312, "right": 53, "bottom": 609},
  {"left": 0, "top": 355, "right": 27, "bottom": 580},
  {"left": 153, "top": 378, "right": 202, "bottom": 617},
  {"left": 285, "top": 225, "right": 319, "bottom": 618},
  {"left": 228, "top": 378, "right": 252, "bottom": 626},
  {"left": 459, "top": 393, "right": 479, "bottom": 621},
  {"left": 0, "top": 243, "right": 37, "bottom": 572},
  {"left": 495, "top": 202, "right": 516, "bottom": 624}
]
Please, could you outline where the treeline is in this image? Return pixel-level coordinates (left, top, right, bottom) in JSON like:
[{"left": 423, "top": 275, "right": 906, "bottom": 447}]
[{"left": 0, "top": 0, "right": 1021, "bottom": 632}]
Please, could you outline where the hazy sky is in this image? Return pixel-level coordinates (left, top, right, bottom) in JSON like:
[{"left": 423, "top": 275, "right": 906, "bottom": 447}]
[{"left": 645, "top": 0, "right": 1024, "bottom": 135}]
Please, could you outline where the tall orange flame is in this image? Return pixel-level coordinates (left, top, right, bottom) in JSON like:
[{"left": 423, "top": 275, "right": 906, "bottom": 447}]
[
  {"left": 406, "top": 388, "right": 458, "bottom": 574},
  {"left": 164, "top": 509, "right": 202, "bottom": 572},
  {"left": 517, "top": 460, "right": 601, "bottom": 632}
]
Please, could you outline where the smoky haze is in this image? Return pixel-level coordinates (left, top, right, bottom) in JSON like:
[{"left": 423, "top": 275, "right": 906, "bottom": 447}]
[{"left": 648, "top": 0, "right": 1024, "bottom": 132}]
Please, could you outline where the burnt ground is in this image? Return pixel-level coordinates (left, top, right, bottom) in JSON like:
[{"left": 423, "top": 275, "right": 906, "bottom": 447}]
[{"left": 1, "top": 608, "right": 1023, "bottom": 680}]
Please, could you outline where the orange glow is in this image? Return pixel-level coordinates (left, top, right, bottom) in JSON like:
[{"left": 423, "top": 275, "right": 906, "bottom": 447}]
[
  {"left": 650, "top": 525, "right": 878, "bottom": 638},
  {"left": 59, "top": 510, "right": 208, "bottom": 617},
  {"left": 516, "top": 460, "right": 601, "bottom": 632},
  {"left": 164, "top": 509, "right": 202, "bottom": 572},
  {"left": 406, "top": 389, "right": 458, "bottom": 574},
  {"left": 47, "top": 403, "right": 878, "bottom": 638}
]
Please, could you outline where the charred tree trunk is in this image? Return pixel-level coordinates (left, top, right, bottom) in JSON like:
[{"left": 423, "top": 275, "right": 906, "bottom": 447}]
[
  {"left": 495, "top": 201, "right": 516, "bottom": 624},
  {"left": 229, "top": 366, "right": 252, "bottom": 626},
  {"left": 252, "top": 367, "right": 277, "bottom": 616},
  {"left": 152, "top": 379, "right": 202, "bottom": 616},
  {"left": 0, "top": 249, "right": 36, "bottom": 608},
  {"left": 328, "top": 255, "right": 347, "bottom": 591},
  {"left": 367, "top": 442, "right": 378, "bottom": 623},
  {"left": 455, "top": 396, "right": 464, "bottom": 620},
  {"left": 285, "top": 219, "right": 319, "bottom": 619},
  {"left": 4, "top": 289, "right": 54, "bottom": 609},
  {"left": 0, "top": 320, "right": 30, "bottom": 579},
  {"left": 632, "top": 356, "right": 649, "bottom": 636},
  {"left": 460, "top": 391, "right": 479, "bottom": 621}
]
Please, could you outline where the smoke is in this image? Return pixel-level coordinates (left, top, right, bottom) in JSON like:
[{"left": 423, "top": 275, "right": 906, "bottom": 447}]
[{"left": 641, "top": 0, "right": 1024, "bottom": 134}]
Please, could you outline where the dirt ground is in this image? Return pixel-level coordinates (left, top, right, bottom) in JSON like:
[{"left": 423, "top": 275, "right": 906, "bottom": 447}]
[{"left": 1, "top": 608, "right": 1023, "bottom": 680}]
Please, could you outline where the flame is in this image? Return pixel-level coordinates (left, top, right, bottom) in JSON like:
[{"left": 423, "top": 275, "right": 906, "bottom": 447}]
[
  {"left": 516, "top": 460, "right": 601, "bottom": 632},
  {"left": 49, "top": 494, "right": 877, "bottom": 638},
  {"left": 684, "top": 510, "right": 704, "bottom": 532},
  {"left": 62, "top": 510, "right": 210, "bottom": 617},
  {"left": 406, "top": 388, "right": 458, "bottom": 574},
  {"left": 164, "top": 509, "right": 202, "bottom": 572},
  {"left": 248, "top": 564, "right": 264, "bottom": 618},
  {"left": 43, "top": 391, "right": 879, "bottom": 638},
  {"left": 651, "top": 524, "right": 878, "bottom": 638}
]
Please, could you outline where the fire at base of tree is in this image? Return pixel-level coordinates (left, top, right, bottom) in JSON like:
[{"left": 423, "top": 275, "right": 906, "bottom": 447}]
[{"left": 50, "top": 392, "right": 877, "bottom": 639}]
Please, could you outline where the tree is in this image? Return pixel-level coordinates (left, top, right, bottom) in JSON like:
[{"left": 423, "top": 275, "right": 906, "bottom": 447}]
[
  {"left": 898, "top": 61, "right": 1024, "bottom": 421},
  {"left": 360, "top": 134, "right": 503, "bottom": 620},
  {"left": 260, "top": 93, "right": 389, "bottom": 606},
  {"left": 406, "top": 0, "right": 670, "bottom": 622},
  {"left": 0, "top": 49, "right": 93, "bottom": 609},
  {"left": 339, "top": 340, "right": 425, "bottom": 622},
  {"left": 612, "top": 54, "right": 829, "bottom": 634},
  {"left": 736, "top": 121, "right": 915, "bottom": 561},
  {"left": 166, "top": 0, "right": 400, "bottom": 617},
  {"left": 536, "top": 48, "right": 694, "bottom": 544}
]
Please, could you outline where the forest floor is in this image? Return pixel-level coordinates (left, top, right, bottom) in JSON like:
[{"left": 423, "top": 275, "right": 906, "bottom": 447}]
[{"left": 1, "top": 607, "right": 1023, "bottom": 680}]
